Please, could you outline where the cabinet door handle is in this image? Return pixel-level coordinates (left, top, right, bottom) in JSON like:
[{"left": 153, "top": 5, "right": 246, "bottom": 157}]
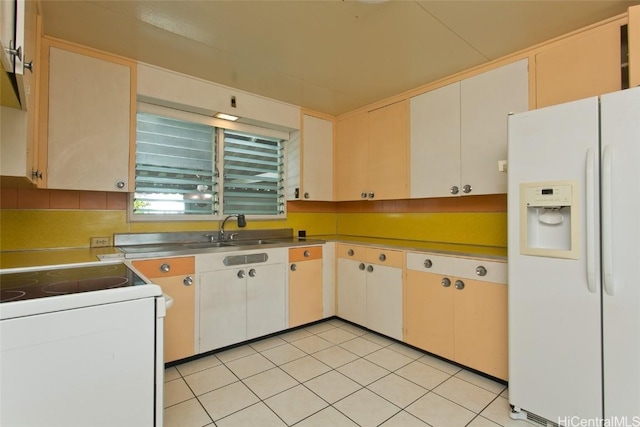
[
  {"left": 160, "top": 263, "right": 171, "bottom": 273},
  {"left": 183, "top": 276, "right": 193, "bottom": 286},
  {"left": 462, "top": 184, "right": 472, "bottom": 194},
  {"left": 304, "top": 192, "right": 310, "bottom": 199},
  {"left": 379, "top": 253, "right": 386, "bottom": 262},
  {"left": 248, "top": 268, "right": 257, "bottom": 277},
  {"left": 441, "top": 277, "right": 451, "bottom": 287},
  {"left": 475, "top": 266, "right": 487, "bottom": 276},
  {"left": 361, "top": 192, "right": 368, "bottom": 199},
  {"left": 454, "top": 280, "right": 465, "bottom": 290},
  {"left": 368, "top": 192, "right": 375, "bottom": 199},
  {"left": 290, "top": 264, "right": 297, "bottom": 271},
  {"left": 237, "top": 270, "right": 246, "bottom": 279},
  {"left": 367, "top": 265, "right": 374, "bottom": 273},
  {"left": 304, "top": 250, "right": 310, "bottom": 257},
  {"left": 115, "top": 180, "right": 126, "bottom": 189},
  {"left": 450, "top": 186, "right": 459, "bottom": 195},
  {"left": 424, "top": 259, "right": 433, "bottom": 269},
  {"left": 359, "top": 263, "right": 366, "bottom": 271}
]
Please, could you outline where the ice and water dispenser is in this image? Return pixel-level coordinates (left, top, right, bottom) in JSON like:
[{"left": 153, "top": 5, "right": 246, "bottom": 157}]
[{"left": 519, "top": 181, "right": 579, "bottom": 259}]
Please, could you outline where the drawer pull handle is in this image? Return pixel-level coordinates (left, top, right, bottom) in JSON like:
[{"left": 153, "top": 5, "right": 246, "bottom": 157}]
[
  {"left": 160, "top": 263, "right": 171, "bottom": 273},
  {"left": 476, "top": 266, "right": 487, "bottom": 276},
  {"left": 424, "top": 259, "right": 432, "bottom": 269},
  {"left": 304, "top": 250, "right": 310, "bottom": 257},
  {"left": 379, "top": 254, "right": 386, "bottom": 262},
  {"left": 347, "top": 249, "right": 355, "bottom": 256}
]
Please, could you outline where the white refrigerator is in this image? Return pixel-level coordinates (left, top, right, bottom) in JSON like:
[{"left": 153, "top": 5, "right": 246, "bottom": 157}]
[{"left": 507, "top": 86, "right": 640, "bottom": 426}]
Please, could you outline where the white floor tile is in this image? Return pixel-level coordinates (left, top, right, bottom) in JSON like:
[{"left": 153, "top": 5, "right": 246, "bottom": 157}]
[
  {"left": 216, "top": 402, "right": 287, "bottom": 427},
  {"left": 337, "top": 358, "right": 390, "bottom": 386},
  {"left": 467, "top": 416, "right": 502, "bottom": 427},
  {"left": 433, "top": 376, "right": 498, "bottom": 413},
  {"left": 265, "top": 384, "right": 328, "bottom": 425},
  {"left": 333, "top": 388, "right": 400, "bottom": 427},
  {"left": 336, "top": 323, "right": 368, "bottom": 336},
  {"left": 198, "top": 381, "right": 260, "bottom": 421},
  {"left": 406, "top": 392, "right": 475, "bottom": 427},
  {"left": 165, "top": 366, "right": 181, "bottom": 382},
  {"left": 291, "top": 335, "right": 334, "bottom": 354},
  {"left": 339, "top": 336, "right": 382, "bottom": 356},
  {"left": 183, "top": 364, "right": 238, "bottom": 396},
  {"left": 225, "top": 352, "right": 276, "bottom": 379},
  {"left": 304, "top": 322, "right": 337, "bottom": 334},
  {"left": 279, "top": 328, "right": 314, "bottom": 343},
  {"left": 365, "top": 347, "right": 414, "bottom": 371},
  {"left": 501, "top": 388, "right": 509, "bottom": 399},
  {"left": 176, "top": 354, "right": 222, "bottom": 376},
  {"left": 242, "top": 367, "right": 298, "bottom": 400},
  {"left": 216, "top": 345, "right": 257, "bottom": 364},
  {"left": 261, "top": 343, "right": 307, "bottom": 365},
  {"left": 280, "top": 355, "right": 331, "bottom": 382},
  {"left": 416, "top": 354, "right": 462, "bottom": 375},
  {"left": 304, "top": 370, "right": 362, "bottom": 404},
  {"left": 395, "top": 360, "right": 451, "bottom": 390},
  {"left": 311, "top": 345, "right": 359, "bottom": 368},
  {"left": 317, "top": 328, "right": 358, "bottom": 344},
  {"left": 164, "top": 398, "right": 212, "bottom": 427},
  {"left": 294, "top": 406, "right": 359, "bottom": 427},
  {"left": 480, "top": 396, "right": 534, "bottom": 427},
  {"left": 387, "top": 343, "right": 425, "bottom": 360},
  {"left": 454, "top": 369, "right": 507, "bottom": 395},
  {"left": 367, "top": 373, "right": 428, "bottom": 408},
  {"left": 249, "top": 336, "right": 288, "bottom": 352},
  {"left": 379, "top": 410, "right": 431, "bottom": 427},
  {"left": 164, "top": 377, "right": 195, "bottom": 408},
  {"left": 360, "top": 332, "right": 394, "bottom": 347}
]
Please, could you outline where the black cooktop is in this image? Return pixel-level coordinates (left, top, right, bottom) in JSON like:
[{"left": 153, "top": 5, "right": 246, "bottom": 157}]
[{"left": 0, "top": 264, "right": 147, "bottom": 303}]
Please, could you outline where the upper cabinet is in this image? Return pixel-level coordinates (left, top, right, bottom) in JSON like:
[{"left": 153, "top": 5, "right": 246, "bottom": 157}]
[
  {"left": 630, "top": 5, "right": 640, "bottom": 88},
  {"left": 38, "top": 38, "right": 135, "bottom": 191},
  {"left": 410, "top": 59, "right": 528, "bottom": 198},
  {"left": 335, "top": 100, "right": 409, "bottom": 201},
  {"left": 288, "top": 113, "right": 334, "bottom": 201},
  {"left": 535, "top": 23, "right": 622, "bottom": 108},
  {"left": 1, "top": 0, "right": 34, "bottom": 109}
]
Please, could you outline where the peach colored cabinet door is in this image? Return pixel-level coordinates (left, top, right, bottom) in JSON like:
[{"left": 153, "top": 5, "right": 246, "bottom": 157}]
[
  {"left": 335, "top": 112, "right": 369, "bottom": 201},
  {"left": 404, "top": 269, "right": 455, "bottom": 360},
  {"left": 453, "top": 278, "right": 508, "bottom": 380},
  {"left": 43, "top": 41, "right": 133, "bottom": 191},
  {"left": 536, "top": 23, "right": 621, "bottom": 109},
  {"left": 367, "top": 100, "right": 409, "bottom": 201},
  {"left": 289, "top": 257, "right": 323, "bottom": 327},
  {"left": 133, "top": 257, "right": 195, "bottom": 363}
]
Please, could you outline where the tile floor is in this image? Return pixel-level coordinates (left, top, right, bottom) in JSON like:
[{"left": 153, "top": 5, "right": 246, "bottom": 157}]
[{"left": 164, "top": 319, "right": 527, "bottom": 427}]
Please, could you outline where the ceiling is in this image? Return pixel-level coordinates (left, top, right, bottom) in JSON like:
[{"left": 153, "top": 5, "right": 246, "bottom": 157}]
[{"left": 39, "top": 0, "right": 638, "bottom": 117}]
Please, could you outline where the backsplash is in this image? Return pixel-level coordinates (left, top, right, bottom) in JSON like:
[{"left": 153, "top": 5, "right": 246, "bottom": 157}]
[{"left": 0, "top": 189, "right": 506, "bottom": 250}]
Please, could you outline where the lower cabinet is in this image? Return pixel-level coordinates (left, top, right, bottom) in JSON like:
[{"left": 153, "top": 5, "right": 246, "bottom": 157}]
[
  {"left": 197, "top": 249, "right": 287, "bottom": 353},
  {"left": 405, "top": 253, "right": 508, "bottom": 380},
  {"left": 288, "top": 246, "right": 323, "bottom": 327},
  {"left": 132, "top": 256, "right": 196, "bottom": 363},
  {"left": 336, "top": 244, "right": 403, "bottom": 341}
]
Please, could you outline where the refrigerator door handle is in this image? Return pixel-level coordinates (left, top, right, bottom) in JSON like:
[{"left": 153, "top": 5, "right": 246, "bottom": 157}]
[
  {"left": 585, "top": 147, "right": 597, "bottom": 294},
  {"left": 602, "top": 145, "right": 615, "bottom": 296}
]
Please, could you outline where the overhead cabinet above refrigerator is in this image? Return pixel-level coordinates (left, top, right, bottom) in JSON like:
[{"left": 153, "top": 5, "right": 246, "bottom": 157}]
[{"left": 507, "top": 86, "right": 640, "bottom": 425}]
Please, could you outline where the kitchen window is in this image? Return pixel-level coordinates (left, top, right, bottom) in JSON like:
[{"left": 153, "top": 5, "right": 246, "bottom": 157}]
[{"left": 130, "top": 103, "right": 287, "bottom": 221}]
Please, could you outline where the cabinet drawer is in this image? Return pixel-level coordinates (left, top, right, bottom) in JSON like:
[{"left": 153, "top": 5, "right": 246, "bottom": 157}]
[
  {"left": 336, "top": 244, "right": 367, "bottom": 262},
  {"left": 289, "top": 246, "right": 323, "bottom": 262},
  {"left": 455, "top": 258, "right": 507, "bottom": 284},
  {"left": 365, "top": 248, "right": 403, "bottom": 268},
  {"left": 133, "top": 256, "right": 195, "bottom": 278},
  {"left": 406, "top": 252, "right": 457, "bottom": 275}
]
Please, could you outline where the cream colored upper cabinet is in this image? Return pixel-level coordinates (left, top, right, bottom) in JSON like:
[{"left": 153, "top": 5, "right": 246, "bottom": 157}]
[
  {"left": 335, "top": 101, "right": 409, "bottom": 201},
  {"left": 41, "top": 39, "right": 134, "bottom": 192},
  {"left": 460, "top": 59, "right": 529, "bottom": 195},
  {"left": 410, "top": 82, "right": 461, "bottom": 198},
  {"left": 536, "top": 23, "right": 621, "bottom": 109},
  {"left": 410, "top": 59, "right": 528, "bottom": 198},
  {"left": 294, "top": 114, "right": 334, "bottom": 201}
]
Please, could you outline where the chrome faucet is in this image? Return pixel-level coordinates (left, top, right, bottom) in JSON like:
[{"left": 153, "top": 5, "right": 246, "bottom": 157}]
[{"left": 218, "top": 214, "right": 246, "bottom": 240}]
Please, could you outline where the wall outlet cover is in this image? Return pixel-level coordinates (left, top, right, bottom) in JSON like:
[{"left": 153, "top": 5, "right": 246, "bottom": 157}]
[{"left": 90, "top": 236, "right": 110, "bottom": 248}]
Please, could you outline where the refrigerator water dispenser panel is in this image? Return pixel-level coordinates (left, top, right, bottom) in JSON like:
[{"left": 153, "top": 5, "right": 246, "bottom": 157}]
[{"left": 520, "top": 181, "right": 579, "bottom": 259}]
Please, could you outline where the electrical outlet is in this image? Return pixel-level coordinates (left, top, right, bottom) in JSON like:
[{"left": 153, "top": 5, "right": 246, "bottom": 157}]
[{"left": 90, "top": 236, "right": 110, "bottom": 248}]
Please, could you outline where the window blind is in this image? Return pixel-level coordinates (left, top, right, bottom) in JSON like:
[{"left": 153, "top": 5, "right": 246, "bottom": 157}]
[
  {"left": 222, "top": 130, "right": 285, "bottom": 216},
  {"left": 134, "top": 112, "right": 217, "bottom": 215}
]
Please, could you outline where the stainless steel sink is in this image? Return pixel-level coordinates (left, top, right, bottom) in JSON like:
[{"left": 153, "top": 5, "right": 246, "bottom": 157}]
[
  {"left": 228, "top": 239, "right": 277, "bottom": 246},
  {"left": 182, "top": 241, "right": 235, "bottom": 249}
]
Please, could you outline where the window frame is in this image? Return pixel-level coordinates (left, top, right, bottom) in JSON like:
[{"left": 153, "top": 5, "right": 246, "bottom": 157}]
[{"left": 128, "top": 102, "right": 290, "bottom": 222}]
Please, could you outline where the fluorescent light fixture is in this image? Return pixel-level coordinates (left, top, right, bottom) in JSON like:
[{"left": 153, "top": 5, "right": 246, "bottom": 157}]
[{"left": 214, "top": 113, "right": 239, "bottom": 121}]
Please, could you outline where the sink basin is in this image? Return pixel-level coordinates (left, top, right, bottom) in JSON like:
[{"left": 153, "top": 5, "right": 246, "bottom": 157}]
[
  {"left": 228, "top": 239, "right": 278, "bottom": 246},
  {"left": 183, "top": 241, "right": 235, "bottom": 249}
]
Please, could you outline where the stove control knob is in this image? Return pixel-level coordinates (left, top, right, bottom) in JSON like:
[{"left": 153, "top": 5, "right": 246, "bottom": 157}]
[{"left": 160, "top": 263, "right": 171, "bottom": 273}]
